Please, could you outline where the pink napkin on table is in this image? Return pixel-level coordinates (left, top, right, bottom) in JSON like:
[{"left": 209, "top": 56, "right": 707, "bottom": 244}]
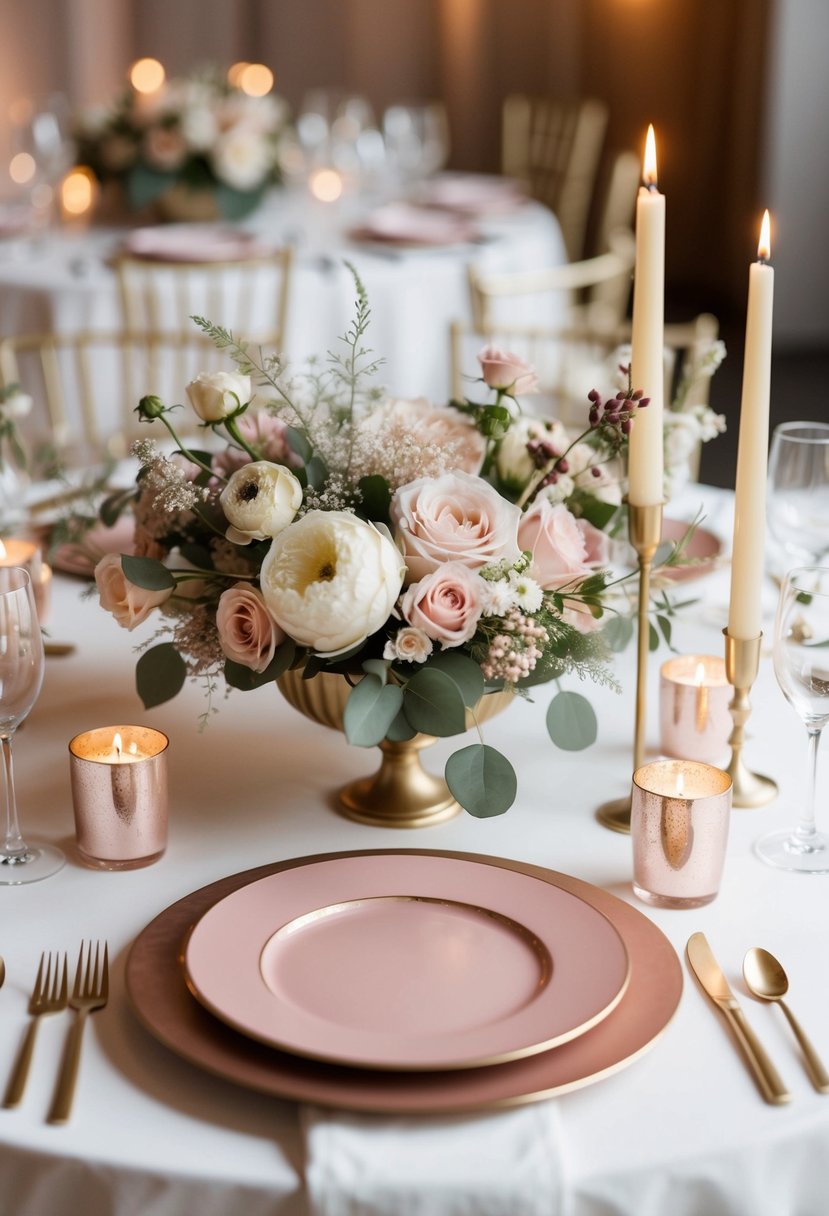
[
  {"left": 123, "top": 224, "right": 276, "bottom": 263},
  {"left": 350, "top": 203, "right": 478, "bottom": 247},
  {"left": 415, "top": 173, "right": 526, "bottom": 216}
]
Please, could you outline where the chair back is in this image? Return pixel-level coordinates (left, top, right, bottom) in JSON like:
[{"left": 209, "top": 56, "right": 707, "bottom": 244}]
[
  {"left": 502, "top": 96, "right": 608, "bottom": 260},
  {"left": 466, "top": 227, "right": 635, "bottom": 337},
  {"left": 593, "top": 150, "right": 641, "bottom": 255}
]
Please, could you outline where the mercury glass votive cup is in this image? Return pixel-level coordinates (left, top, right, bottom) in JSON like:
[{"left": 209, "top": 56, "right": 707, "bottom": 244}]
[
  {"left": 68, "top": 726, "right": 169, "bottom": 869},
  {"left": 659, "top": 655, "right": 733, "bottom": 764},
  {"left": 631, "top": 759, "right": 732, "bottom": 909}
]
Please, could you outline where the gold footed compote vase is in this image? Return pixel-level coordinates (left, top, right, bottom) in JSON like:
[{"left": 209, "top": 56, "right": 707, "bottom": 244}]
[{"left": 277, "top": 669, "right": 512, "bottom": 828}]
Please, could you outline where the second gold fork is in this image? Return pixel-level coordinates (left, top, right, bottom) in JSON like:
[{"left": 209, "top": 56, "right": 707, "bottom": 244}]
[{"left": 3, "top": 952, "right": 68, "bottom": 1109}]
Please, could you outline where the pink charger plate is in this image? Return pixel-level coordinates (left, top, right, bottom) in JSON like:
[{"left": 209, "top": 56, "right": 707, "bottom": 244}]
[
  {"left": 183, "top": 853, "right": 630, "bottom": 1071},
  {"left": 660, "top": 518, "right": 723, "bottom": 583},
  {"left": 123, "top": 224, "right": 276, "bottom": 263},
  {"left": 125, "top": 850, "right": 683, "bottom": 1113},
  {"left": 350, "top": 203, "right": 478, "bottom": 247},
  {"left": 51, "top": 514, "right": 136, "bottom": 577}
]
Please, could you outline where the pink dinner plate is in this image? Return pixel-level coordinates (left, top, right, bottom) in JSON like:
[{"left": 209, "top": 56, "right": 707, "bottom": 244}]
[
  {"left": 123, "top": 224, "right": 275, "bottom": 263},
  {"left": 51, "top": 514, "right": 136, "bottom": 577},
  {"left": 183, "top": 853, "right": 630, "bottom": 1071},
  {"left": 661, "top": 518, "right": 723, "bottom": 582},
  {"left": 125, "top": 850, "right": 683, "bottom": 1113},
  {"left": 350, "top": 203, "right": 478, "bottom": 247}
]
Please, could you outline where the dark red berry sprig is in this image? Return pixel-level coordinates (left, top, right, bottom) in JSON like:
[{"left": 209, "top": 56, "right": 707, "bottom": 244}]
[{"left": 587, "top": 387, "right": 650, "bottom": 448}]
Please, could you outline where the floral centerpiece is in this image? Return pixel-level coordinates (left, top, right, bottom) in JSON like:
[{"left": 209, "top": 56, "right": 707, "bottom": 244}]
[
  {"left": 92, "top": 270, "right": 659, "bottom": 819},
  {"left": 75, "top": 67, "right": 289, "bottom": 220}
]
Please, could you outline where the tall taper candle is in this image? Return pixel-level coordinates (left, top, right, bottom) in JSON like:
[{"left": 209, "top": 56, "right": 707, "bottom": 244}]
[
  {"left": 728, "top": 210, "right": 774, "bottom": 640},
  {"left": 628, "top": 124, "right": 666, "bottom": 506}
]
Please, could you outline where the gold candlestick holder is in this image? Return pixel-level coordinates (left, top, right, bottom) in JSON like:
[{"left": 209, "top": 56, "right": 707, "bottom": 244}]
[
  {"left": 722, "top": 629, "right": 778, "bottom": 807},
  {"left": 597, "top": 500, "right": 664, "bottom": 833}
]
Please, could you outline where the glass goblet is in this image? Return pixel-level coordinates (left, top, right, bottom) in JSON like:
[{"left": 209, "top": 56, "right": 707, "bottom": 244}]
[
  {"left": 756, "top": 565, "right": 829, "bottom": 873},
  {"left": 0, "top": 566, "right": 64, "bottom": 884},
  {"left": 766, "top": 421, "right": 829, "bottom": 577}
]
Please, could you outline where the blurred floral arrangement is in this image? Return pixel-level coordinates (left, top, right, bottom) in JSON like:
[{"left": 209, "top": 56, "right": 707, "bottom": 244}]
[
  {"left": 75, "top": 67, "right": 289, "bottom": 219},
  {"left": 90, "top": 271, "right": 671, "bottom": 817}
]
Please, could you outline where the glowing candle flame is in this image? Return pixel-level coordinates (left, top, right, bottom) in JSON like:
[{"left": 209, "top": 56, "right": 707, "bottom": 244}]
[
  {"left": 676, "top": 771, "right": 685, "bottom": 797},
  {"left": 643, "top": 124, "right": 658, "bottom": 189},
  {"left": 309, "top": 168, "right": 344, "bottom": 202},
  {"left": 130, "top": 58, "right": 166, "bottom": 94},
  {"left": 128, "top": 741, "right": 139, "bottom": 756},
  {"left": 238, "top": 63, "right": 273, "bottom": 96},
  {"left": 113, "top": 732, "right": 123, "bottom": 759},
  {"left": 60, "top": 167, "right": 95, "bottom": 217},
  {"left": 0, "top": 540, "right": 6, "bottom": 561},
  {"left": 758, "top": 209, "right": 771, "bottom": 261},
  {"left": 695, "top": 663, "right": 706, "bottom": 688}
]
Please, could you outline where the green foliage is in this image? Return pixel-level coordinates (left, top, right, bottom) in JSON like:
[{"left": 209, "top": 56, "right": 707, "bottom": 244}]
[
  {"left": 446, "top": 744, "right": 517, "bottom": 817},
  {"left": 344, "top": 674, "right": 404, "bottom": 747},
  {"left": 121, "top": 555, "right": 176, "bottom": 592},
  {"left": 402, "top": 668, "right": 467, "bottom": 737},
  {"left": 546, "top": 690, "right": 598, "bottom": 751},
  {"left": 136, "top": 643, "right": 187, "bottom": 709},
  {"left": 224, "top": 640, "right": 297, "bottom": 691}
]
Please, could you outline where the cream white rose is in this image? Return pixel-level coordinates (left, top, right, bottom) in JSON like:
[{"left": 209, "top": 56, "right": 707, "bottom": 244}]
[
  {"left": 211, "top": 128, "right": 272, "bottom": 191},
  {"left": 186, "top": 371, "right": 252, "bottom": 423},
  {"left": 391, "top": 470, "right": 521, "bottom": 584},
  {"left": 260, "top": 511, "right": 405, "bottom": 656},
  {"left": 220, "top": 461, "right": 303, "bottom": 544},
  {"left": 383, "top": 626, "right": 433, "bottom": 664},
  {"left": 94, "top": 553, "right": 173, "bottom": 631}
]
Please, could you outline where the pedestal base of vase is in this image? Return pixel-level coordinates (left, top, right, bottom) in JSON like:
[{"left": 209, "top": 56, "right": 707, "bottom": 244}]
[{"left": 337, "top": 738, "right": 461, "bottom": 828}]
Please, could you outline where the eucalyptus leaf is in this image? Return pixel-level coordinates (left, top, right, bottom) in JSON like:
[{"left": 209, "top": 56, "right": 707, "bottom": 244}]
[
  {"left": 136, "top": 643, "right": 187, "bottom": 709},
  {"left": 357, "top": 474, "right": 392, "bottom": 524},
  {"left": 403, "top": 668, "right": 467, "bottom": 737},
  {"left": 385, "top": 707, "right": 417, "bottom": 742},
  {"left": 126, "top": 164, "right": 175, "bottom": 209},
  {"left": 427, "top": 651, "right": 485, "bottom": 708},
  {"left": 649, "top": 622, "right": 660, "bottom": 652},
  {"left": 603, "top": 615, "right": 634, "bottom": 653},
  {"left": 362, "top": 658, "right": 389, "bottom": 685},
  {"left": 656, "top": 613, "right": 673, "bottom": 647},
  {"left": 224, "top": 639, "right": 297, "bottom": 691},
  {"left": 99, "top": 490, "right": 133, "bottom": 528},
  {"left": 445, "top": 744, "right": 517, "bottom": 817},
  {"left": 121, "top": 555, "right": 176, "bottom": 591},
  {"left": 179, "top": 543, "right": 214, "bottom": 571},
  {"left": 546, "top": 690, "right": 598, "bottom": 751},
  {"left": 306, "top": 454, "right": 328, "bottom": 489},
  {"left": 285, "top": 426, "right": 313, "bottom": 463},
  {"left": 215, "top": 183, "right": 265, "bottom": 220},
  {"left": 344, "top": 675, "right": 404, "bottom": 747}
]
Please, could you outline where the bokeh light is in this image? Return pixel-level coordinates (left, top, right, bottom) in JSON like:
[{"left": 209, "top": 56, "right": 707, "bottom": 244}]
[{"left": 129, "top": 58, "right": 166, "bottom": 94}]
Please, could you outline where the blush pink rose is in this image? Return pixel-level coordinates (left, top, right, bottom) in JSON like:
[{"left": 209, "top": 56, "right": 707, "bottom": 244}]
[
  {"left": 577, "top": 517, "right": 610, "bottom": 566},
  {"left": 518, "top": 500, "right": 603, "bottom": 590},
  {"left": 391, "top": 470, "right": 521, "bottom": 584},
  {"left": 94, "top": 552, "right": 173, "bottom": 631},
  {"left": 478, "top": 345, "right": 539, "bottom": 396},
  {"left": 401, "top": 563, "right": 483, "bottom": 648},
  {"left": 216, "top": 582, "right": 285, "bottom": 672}
]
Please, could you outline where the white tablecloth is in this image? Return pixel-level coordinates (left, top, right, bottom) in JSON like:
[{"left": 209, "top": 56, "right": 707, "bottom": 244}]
[
  {"left": 2, "top": 484, "right": 829, "bottom": 1215},
  {"left": 0, "top": 188, "right": 566, "bottom": 415}
]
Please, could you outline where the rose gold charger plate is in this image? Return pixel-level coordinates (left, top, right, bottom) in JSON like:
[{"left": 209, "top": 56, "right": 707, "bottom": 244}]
[{"left": 125, "top": 850, "right": 682, "bottom": 1113}]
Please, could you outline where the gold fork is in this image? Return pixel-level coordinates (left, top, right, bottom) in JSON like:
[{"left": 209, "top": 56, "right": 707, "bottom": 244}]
[
  {"left": 3, "top": 952, "right": 68, "bottom": 1108},
  {"left": 47, "top": 941, "right": 109, "bottom": 1125}
]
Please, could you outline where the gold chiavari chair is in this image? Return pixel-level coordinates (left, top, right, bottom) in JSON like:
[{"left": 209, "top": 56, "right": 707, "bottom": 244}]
[{"left": 502, "top": 96, "right": 609, "bottom": 261}]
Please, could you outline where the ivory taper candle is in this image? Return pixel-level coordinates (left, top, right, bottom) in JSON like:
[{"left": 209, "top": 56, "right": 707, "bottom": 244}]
[
  {"left": 728, "top": 210, "right": 774, "bottom": 640},
  {"left": 628, "top": 124, "right": 666, "bottom": 507}
]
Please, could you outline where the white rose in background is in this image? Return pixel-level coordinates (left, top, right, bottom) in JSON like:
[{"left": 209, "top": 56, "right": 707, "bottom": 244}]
[
  {"left": 220, "top": 461, "right": 303, "bottom": 544},
  {"left": 261, "top": 511, "right": 405, "bottom": 656},
  {"left": 180, "top": 104, "right": 218, "bottom": 153},
  {"left": 211, "top": 128, "right": 272, "bottom": 191},
  {"left": 383, "top": 627, "right": 433, "bottom": 664},
  {"left": 391, "top": 469, "right": 521, "bottom": 583},
  {"left": 186, "top": 371, "right": 252, "bottom": 423}
]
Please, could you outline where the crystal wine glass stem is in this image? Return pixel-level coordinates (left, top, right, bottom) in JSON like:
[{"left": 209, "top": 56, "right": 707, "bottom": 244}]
[
  {"left": 796, "top": 726, "right": 823, "bottom": 844},
  {"left": 1, "top": 732, "right": 27, "bottom": 860}
]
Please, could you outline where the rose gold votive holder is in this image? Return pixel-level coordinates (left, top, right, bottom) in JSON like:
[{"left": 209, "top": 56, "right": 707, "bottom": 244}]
[
  {"left": 659, "top": 655, "right": 732, "bottom": 764},
  {"left": 631, "top": 759, "right": 732, "bottom": 909},
  {"left": 68, "top": 726, "right": 169, "bottom": 870}
]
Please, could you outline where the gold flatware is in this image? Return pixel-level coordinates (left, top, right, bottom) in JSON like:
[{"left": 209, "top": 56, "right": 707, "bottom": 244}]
[
  {"left": 743, "top": 946, "right": 829, "bottom": 1093},
  {"left": 686, "top": 932, "right": 791, "bottom": 1105},
  {"left": 47, "top": 941, "right": 109, "bottom": 1125},
  {"left": 0, "top": 956, "right": 5, "bottom": 989},
  {"left": 44, "top": 642, "right": 77, "bottom": 658},
  {"left": 3, "top": 952, "right": 68, "bottom": 1108}
]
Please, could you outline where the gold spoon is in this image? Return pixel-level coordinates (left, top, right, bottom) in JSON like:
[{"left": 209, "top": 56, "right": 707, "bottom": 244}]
[
  {"left": 0, "top": 957, "right": 5, "bottom": 989},
  {"left": 743, "top": 947, "right": 829, "bottom": 1093}
]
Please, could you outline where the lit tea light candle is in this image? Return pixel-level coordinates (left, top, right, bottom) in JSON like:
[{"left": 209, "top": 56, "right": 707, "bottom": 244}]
[
  {"left": 59, "top": 166, "right": 98, "bottom": 226},
  {"left": 631, "top": 759, "right": 732, "bottom": 909},
  {"left": 309, "top": 168, "right": 344, "bottom": 203},
  {"left": 68, "top": 725, "right": 169, "bottom": 870},
  {"left": 0, "top": 536, "right": 38, "bottom": 569},
  {"left": 660, "top": 655, "right": 732, "bottom": 764},
  {"left": 0, "top": 538, "right": 51, "bottom": 622}
]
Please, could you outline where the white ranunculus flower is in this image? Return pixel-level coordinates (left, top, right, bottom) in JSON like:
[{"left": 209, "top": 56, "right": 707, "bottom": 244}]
[
  {"left": 220, "top": 461, "right": 303, "bottom": 545},
  {"left": 185, "top": 371, "right": 252, "bottom": 423},
  {"left": 261, "top": 511, "right": 405, "bottom": 656},
  {"left": 211, "top": 128, "right": 272, "bottom": 191}
]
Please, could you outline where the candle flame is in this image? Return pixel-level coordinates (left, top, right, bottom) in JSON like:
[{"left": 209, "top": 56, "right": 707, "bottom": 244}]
[
  {"left": 128, "top": 741, "right": 139, "bottom": 755},
  {"left": 113, "top": 732, "right": 123, "bottom": 759},
  {"left": 0, "top": 539, "right": 6, "bottom": 560},
  {"left": 676, "top": 771, "right": 685, "bottom": 797},
  {"left": 695, "top": 662, "right": 706, "bottom": 688},
  {"left": 643, "top": 124, "right": 658, "bottom": 188},
  {"left": 758, "top": 209, "right": 771, "bottom": 261},
  {"left": 130, "top": 57, "right": 165, "bottom": 94},
  {"left": 309, "top": 168, "right": 344, "bottom": 202}
]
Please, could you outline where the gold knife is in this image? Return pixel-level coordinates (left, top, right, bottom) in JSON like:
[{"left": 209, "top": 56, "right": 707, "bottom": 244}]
[{"left": 686, "top": 932, "right": 791, "bottom": 1105}]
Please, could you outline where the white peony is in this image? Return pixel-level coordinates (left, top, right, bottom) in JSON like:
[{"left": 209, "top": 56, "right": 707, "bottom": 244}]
[
  {"left": 186, "top": 371, "right": 252, "bottom": 423},
  {"left": 220, "top": 461, "right": 303, "bottom": 545},
  {"left": 211, "top": 128, "right": 272, "bottom": 191},
  {"left": 260, "top": 511, "right": 405, "bottom": 656}
]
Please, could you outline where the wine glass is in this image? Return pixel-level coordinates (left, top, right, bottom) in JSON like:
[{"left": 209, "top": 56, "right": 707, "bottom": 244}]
[
  {"left": 766, "top": 421, "right": 829, "bottom": 577},
  {"left": 0, "top": 566, "right": 63, "bottom": 884},
  {"left": 756, "top": 565, "right": 829, "bottom": 873}
]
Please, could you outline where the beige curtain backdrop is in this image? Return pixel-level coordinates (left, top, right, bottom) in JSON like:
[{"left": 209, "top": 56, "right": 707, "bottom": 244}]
[{"left": 0, "top": 0, "right": 827, "bottom": 340}]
